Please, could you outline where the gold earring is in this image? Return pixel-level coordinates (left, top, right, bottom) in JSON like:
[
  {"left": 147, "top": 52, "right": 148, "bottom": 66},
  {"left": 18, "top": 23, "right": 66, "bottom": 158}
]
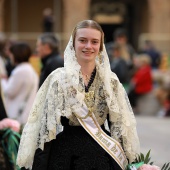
[{"left": 98, "top": 53, "right": 102, "bottom": 64}]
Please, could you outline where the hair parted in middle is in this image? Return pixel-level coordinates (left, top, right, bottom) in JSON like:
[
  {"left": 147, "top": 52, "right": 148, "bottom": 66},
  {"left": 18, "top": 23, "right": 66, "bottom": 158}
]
[{"left": 72, "top": 20, "right": 104, "bottom": 52}]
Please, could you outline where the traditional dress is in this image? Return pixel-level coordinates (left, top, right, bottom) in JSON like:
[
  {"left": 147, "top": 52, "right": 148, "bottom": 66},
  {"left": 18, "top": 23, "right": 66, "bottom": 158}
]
[{"left": 17, "top": 36, "right": 140, "bottom": 170}]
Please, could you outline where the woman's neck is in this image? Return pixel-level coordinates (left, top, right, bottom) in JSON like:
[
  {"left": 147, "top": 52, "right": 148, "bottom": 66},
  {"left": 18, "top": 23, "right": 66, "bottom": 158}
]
[
  {"left": 80, "top": 62, "right": 96, "bottom": 86},
  {"left": 80, "top": 62, "right": 96, "bottom": 76}
]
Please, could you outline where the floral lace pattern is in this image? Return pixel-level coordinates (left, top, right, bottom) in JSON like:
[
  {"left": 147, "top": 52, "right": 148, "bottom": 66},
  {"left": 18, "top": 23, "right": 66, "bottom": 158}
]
[
  {"left": 17, "top": 36, "right": 140, "bottom": 169},
  {"left": 69, "top": 71, "right": 109, "bottom": 126}
]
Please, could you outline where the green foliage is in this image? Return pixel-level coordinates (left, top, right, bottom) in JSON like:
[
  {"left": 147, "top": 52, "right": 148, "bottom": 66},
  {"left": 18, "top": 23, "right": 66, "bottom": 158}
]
[
  {"left": 0, "top": 128, "right": 21, "bottom": 170},
  {"left": 161, "top": 162, "right": 170, "bottom": 170},
  {"left": 134, "top": 150, "right": 170, "bottom": 170},
  {"left": 135, "top": 149, "right": 153, "bottom": 165}
]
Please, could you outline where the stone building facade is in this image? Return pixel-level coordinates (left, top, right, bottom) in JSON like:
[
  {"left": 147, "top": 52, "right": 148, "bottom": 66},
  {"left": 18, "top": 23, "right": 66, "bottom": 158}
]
[{"left": 0, "top": 0, "right": 170, "bottom": 52}]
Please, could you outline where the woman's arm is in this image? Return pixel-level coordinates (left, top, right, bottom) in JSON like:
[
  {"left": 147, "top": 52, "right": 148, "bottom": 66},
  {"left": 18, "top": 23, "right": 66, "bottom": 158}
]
[{"left": 1, "top": 71, "right": 23, "bottom": 99}]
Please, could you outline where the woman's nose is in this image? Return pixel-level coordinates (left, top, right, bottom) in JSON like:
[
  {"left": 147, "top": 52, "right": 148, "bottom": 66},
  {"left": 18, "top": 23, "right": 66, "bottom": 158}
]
[{"left": 85, "top": 41, "right": 92, "bottom": 48}]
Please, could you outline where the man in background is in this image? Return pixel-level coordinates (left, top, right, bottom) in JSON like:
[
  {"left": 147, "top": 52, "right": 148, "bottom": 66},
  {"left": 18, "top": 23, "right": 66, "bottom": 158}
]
[{"left": 36, "top": 33, "right": 64, "bottom": 87}]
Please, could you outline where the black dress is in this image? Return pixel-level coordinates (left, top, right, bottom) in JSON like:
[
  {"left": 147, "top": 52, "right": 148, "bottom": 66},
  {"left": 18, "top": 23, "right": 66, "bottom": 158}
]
[
  {"left": 32, "top": 117, "right": 121, "bottom": 170},
  {"left": 49, "top": 117, "right": 122, "bottom": 170}
]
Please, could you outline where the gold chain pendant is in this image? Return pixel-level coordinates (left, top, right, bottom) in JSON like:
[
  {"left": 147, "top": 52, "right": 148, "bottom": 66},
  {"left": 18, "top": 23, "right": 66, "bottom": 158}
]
[
  {"left": 85, "top": 74, "right": 89, "bottom": 81},
  {"left": 84, "top": 90, "right": 94, "bottom": 112}
]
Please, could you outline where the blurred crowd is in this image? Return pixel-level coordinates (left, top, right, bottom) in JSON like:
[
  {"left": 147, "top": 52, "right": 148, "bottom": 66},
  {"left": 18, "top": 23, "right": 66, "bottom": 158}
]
[
  {"left": 106, "top": 28, "right": 170, "bottom": 117},
  {"left": 0, "top": 27, "right": 170, "bottom": 127},
  {"left": 0, "top": 24, "right": 170, "bottom": 169},
  {"left": 0, "top": 32, "right": 64, "bottom": 169}
]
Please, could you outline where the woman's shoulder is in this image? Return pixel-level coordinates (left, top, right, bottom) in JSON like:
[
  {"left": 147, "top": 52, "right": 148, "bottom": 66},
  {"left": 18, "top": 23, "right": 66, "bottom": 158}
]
[
  {"left": 109, "top": 71, "right": 124, "bottom": 90},
  {"left": 44, "top": 67, "right": 66, "bottom": 85},
  {"left": 11, "top": 63, "right": 35, "bottom": 75},
  {"left": 110, "top": 71, "right": 119, "bottom": 81},
  {"left": 38, "top": 67, "right": 67, "bottom": 94},
  {"left": 49, "top": 67, "right": 66, "bottom": 77}
]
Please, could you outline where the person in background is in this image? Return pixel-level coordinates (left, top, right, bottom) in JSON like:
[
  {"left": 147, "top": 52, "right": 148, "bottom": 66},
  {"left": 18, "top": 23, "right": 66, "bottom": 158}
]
[
  {"left": 165, "top": 93, "right": 170, "bottom": 116},
  {"left": 0, "top": 34, "right": 7, "bottom": 77},
  {"left": 114, "top": 28, "right": 136, "bottom": 72},
  {"left": 106, "top": 28, "right": 135, "bottom": 65},
  {"left": 128, "top": 54, "right": 153, "bottom": 111},
  {"left": 36, "top": 33, "right": 64, "bottom": 87},
  {"left": 155, "top": 75, "right": 170, "bottom": 117},
  {"left": 3, "top": 39, "right": 16, "bottom": 77},
  {"left": 106, "top": 28, "right": 136, "bottom": 86},
  {"left": 1, "top": 42, "right": 39, "bottom": 125},
  {"left": 42, "top": 8, "right": 54, "bottom": 33},
  {"left": 0, "top": 54, "right": 7, "bottom": 79},
  {"left": 142, "top": 40, "right": 161, "bottom": 70},
  {"left": 110, "top": 43, "right": 129, "bottom": 88},
  {"left": 17, "top": 20, "right": 140, "bottom": 170}
]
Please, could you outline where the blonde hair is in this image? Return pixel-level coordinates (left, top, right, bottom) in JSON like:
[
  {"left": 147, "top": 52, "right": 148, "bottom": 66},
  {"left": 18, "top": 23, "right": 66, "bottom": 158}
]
[
  {"left": 135, "top": 54, "right": 151, "bottom": 65},
  {"left": 72, "top": 20, "right": 104, "bottom": 52},
  {"left": 140, "top": 54, "right": 151, "bottom": 65}
]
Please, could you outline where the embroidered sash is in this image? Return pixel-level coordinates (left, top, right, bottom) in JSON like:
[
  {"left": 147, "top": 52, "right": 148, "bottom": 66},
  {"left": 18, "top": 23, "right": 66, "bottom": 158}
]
[{"left": 74, "top": 105, "right": 128, "bottom": 170}]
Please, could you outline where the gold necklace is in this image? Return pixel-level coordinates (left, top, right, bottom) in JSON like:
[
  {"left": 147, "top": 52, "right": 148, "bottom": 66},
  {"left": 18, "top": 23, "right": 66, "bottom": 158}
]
[
  {"left": 84, "top": 74, "right": 90, "bottom": 81},
  {"left": 82, "top": 72, "right": 90, "bottom": 82}
]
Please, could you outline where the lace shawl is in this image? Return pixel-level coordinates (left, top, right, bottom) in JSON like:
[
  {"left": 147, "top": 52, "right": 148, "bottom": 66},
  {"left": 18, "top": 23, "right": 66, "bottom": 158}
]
[{"left": 17, "top": 36, "right": 140, "bottom": 169}]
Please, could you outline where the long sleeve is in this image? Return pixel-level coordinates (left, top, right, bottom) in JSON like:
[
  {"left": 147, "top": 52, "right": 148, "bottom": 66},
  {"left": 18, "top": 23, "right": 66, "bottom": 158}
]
[{"left": 1, "top": 71, "right": 23, "bottom": 99}]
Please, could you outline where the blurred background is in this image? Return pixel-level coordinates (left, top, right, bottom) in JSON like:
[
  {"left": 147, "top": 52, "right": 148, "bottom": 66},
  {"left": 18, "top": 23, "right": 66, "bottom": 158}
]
[
  {"left": 1, "top": 0, "right": 170, "bottom": 53},
  {"left": 0, "top": 0, "right": 170, "bottom": 168}
]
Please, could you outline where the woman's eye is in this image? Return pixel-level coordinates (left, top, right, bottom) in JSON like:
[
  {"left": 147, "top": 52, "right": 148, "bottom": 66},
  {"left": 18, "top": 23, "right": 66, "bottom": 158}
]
[
  {"left": 80, "top": 39, "right": 86, "bottom": 42},
  {"left": 92, "top": 41, "right": 98, "bottom": 44}
]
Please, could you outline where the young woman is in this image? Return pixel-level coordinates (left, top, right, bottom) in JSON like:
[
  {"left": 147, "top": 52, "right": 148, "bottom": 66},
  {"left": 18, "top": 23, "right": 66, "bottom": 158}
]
[{"left": 17, "top": 20, "right": 140, "bottom": 170}]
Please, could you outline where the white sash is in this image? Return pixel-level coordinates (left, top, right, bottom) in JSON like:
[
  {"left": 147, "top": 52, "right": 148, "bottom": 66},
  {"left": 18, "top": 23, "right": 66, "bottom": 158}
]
[{"left": 74, "top": 105, "right": 128, "bottom": 170}]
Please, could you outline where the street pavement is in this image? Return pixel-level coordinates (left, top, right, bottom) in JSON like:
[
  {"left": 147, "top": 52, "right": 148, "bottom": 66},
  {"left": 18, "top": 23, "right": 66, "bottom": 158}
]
[{"left": 136, "top": 116, "right": 170, "bottom": 167}]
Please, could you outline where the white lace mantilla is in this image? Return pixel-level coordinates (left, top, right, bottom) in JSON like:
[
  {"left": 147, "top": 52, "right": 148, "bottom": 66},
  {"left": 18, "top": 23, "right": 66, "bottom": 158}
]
[{"left": 17, "top": 36, "right": 140, "bottom": 169}]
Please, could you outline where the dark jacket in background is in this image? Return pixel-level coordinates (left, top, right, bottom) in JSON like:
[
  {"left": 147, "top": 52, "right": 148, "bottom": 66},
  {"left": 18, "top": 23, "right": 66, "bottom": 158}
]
[
  {"left": 39, "top": 52, "right": 64, "bottom": 87},
  {"left": 110, "top": 58, "right": 129, "bottom": 84},
  {"left": 142, "top": 49, "right": 161, "bottom": 69},
  {"left": 5, "top": 58, "right": 15, "bottom": 77}
]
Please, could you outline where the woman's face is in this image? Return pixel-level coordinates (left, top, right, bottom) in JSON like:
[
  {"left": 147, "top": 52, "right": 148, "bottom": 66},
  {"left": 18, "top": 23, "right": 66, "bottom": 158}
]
[{"left": 74, "top": 28, "right": 101, "bottom": 65}]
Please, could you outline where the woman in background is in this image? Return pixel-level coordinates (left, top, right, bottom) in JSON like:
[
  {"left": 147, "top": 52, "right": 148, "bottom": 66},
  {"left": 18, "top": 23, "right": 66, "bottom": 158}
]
[{"left": 1, "top": 42, "right": 39, "bottom": 125}]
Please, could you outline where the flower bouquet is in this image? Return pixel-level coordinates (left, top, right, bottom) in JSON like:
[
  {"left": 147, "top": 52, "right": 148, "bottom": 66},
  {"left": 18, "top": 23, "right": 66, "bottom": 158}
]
[{"left": 127, "top": 150, "right": 170, "bottom": 170}]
